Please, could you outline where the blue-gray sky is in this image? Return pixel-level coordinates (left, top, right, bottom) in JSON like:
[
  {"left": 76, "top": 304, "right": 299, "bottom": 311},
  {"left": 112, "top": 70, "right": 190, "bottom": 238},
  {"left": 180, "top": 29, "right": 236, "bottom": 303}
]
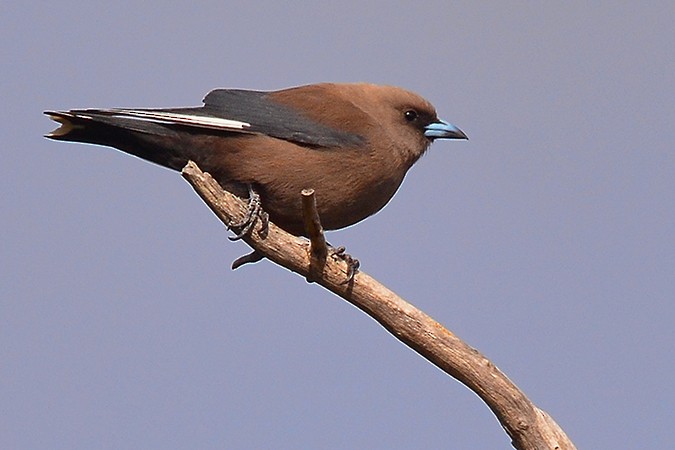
[{"left": 2, "top": 2, "right": 674, "bottom": 448}]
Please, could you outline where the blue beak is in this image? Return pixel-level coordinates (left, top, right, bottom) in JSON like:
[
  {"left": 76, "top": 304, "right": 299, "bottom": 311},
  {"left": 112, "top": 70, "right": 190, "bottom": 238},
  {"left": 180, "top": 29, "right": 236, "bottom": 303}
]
[{"left": 424, "top": 120, "right": 468, "bottom": 140}]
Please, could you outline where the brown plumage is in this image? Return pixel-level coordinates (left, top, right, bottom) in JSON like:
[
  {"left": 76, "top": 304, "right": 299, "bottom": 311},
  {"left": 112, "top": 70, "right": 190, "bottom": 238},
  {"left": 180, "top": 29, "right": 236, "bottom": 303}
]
[{"left": 45, "top": 83, "right": 467, "bottom": 236}]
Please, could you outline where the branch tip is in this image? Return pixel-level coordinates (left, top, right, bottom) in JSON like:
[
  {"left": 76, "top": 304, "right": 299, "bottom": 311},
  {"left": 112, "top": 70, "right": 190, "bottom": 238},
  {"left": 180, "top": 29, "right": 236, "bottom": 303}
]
[
  {"left": 232, "top": 250, "right": 265, "bottom": 270},
  {"left": 301, "top": 188, "right": 328, "bottom": 262}
]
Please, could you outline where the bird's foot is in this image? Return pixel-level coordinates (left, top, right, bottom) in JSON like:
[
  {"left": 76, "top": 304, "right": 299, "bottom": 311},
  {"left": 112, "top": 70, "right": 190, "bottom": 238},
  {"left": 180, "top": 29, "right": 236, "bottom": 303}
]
[
  {"left": 228, "top": 185, "right": 269, "bottom": 241},
  {"left": 331, "top": 246, "right": 360, "bottom": 284}
]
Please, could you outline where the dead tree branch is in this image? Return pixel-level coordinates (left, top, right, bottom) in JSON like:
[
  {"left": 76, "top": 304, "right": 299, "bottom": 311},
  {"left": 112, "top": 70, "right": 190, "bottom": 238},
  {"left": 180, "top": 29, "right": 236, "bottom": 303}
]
[{"left": 181, "top": 160, "right": 576, "bottom": 450}]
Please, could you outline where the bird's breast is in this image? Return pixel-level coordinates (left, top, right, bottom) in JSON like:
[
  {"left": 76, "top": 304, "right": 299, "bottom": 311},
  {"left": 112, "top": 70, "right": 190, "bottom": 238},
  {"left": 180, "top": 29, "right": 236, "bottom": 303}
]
[{"left": 260, "top": 150, "right": 407, "bottom": 232}]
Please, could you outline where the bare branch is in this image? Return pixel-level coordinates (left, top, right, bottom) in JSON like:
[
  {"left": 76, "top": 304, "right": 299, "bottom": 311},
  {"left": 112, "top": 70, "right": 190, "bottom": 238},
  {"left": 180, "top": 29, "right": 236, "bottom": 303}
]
[
  {"left": 181, "top": 161, "right": 576, "bottom": 450},
  {"left": 231, "top": 250, "right": 264, "bottom": 270},
  {"left": 301, "top": 188, "right": 328, "bottom": 282}
]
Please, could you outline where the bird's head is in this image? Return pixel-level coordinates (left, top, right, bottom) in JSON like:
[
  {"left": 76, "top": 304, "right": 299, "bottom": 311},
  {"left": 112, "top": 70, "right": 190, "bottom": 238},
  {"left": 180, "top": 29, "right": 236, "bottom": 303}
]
[{"left": 351, "top": 84, "right": 467, "bottom": 166}]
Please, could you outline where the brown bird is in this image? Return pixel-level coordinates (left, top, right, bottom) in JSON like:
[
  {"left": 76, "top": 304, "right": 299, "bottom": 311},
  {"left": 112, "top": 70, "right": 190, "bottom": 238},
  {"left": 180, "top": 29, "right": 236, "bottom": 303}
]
[{"left": 45, "top": 83, "right": 467, "bottom": 236}]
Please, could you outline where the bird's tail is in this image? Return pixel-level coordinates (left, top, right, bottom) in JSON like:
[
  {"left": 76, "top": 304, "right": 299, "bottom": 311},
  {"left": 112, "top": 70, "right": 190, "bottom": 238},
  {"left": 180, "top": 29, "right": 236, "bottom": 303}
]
[{"left": 44, "top": 109, "right": 196, "bottom": 172}]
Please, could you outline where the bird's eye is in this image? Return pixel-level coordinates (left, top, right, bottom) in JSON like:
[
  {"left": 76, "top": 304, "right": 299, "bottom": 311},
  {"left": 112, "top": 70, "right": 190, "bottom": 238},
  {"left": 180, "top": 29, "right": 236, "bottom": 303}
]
[{"left": 404, "top": 109, "right": 418, "bottom": 122}]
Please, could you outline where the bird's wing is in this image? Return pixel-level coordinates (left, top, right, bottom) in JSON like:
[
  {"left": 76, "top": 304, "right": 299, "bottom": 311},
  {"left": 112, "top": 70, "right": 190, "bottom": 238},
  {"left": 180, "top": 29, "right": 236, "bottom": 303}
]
[
  {"left": 82, "top": 109, "right": 252, "bottom": 132},
  {"left": 200, "top": 88, "right": 364, "bottom": 147},
  {"left": 53, "top": 89, "right": 364, "bottom": 149}
]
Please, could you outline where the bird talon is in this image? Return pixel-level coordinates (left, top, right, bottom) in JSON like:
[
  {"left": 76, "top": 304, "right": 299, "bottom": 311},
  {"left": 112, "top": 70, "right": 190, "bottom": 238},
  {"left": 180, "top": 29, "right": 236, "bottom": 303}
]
[
  {"left": 228, "top": 185, "right": 265, "bottom": 241},
  {"left": 331, "top": 246, "right": 360, "bottom": 283},
  {"left": 258, "top": 210, "right": 270, "bottom": 238}
]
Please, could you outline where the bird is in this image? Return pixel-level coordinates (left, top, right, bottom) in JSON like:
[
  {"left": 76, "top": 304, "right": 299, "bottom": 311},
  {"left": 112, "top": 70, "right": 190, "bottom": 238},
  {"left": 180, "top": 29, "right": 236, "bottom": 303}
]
[{"left": 45, "top": 83, "right": 467, "bottom": 237}]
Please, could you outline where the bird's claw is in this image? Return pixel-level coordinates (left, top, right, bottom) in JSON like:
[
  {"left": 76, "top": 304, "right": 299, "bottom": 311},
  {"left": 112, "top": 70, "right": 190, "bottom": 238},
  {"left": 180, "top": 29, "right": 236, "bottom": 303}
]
[
  {"left": 229, "top": 185, "right": 269, "bottom": 241},
  {"left": 331, "top": 246, "right": 360, "bottom": 284}
]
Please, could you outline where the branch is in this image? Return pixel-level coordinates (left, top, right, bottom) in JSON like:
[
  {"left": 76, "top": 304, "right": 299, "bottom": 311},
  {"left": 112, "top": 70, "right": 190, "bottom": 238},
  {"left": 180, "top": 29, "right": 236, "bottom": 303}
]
[
  {"left": 181, "top": 161, "right": 576, "bottom": 450},
  {"left": 301, "top": 188, "right": 328, "bottom": 282}
]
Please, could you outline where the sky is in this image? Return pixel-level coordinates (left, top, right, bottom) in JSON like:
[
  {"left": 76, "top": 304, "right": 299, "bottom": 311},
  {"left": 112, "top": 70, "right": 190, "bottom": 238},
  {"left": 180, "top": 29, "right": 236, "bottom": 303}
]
[{"left": 2, "top": 2, "right": 674, "bottom": 448}]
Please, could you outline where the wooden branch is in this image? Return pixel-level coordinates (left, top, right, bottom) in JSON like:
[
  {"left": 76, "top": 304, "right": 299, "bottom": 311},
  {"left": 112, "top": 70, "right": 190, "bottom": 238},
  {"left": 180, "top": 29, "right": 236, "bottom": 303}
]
[
  {"left": 181, "top": 161, "right": 576, "bottom": 450},
  {"left": 301, "top": 188, "right": 328, "bottom": 282}
]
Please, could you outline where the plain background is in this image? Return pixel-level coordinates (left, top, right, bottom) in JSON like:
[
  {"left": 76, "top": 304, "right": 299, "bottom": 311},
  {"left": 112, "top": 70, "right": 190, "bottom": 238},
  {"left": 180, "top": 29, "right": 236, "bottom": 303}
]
[{"left": 2, "top": 2, "right": 673, "bottom": 448}]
